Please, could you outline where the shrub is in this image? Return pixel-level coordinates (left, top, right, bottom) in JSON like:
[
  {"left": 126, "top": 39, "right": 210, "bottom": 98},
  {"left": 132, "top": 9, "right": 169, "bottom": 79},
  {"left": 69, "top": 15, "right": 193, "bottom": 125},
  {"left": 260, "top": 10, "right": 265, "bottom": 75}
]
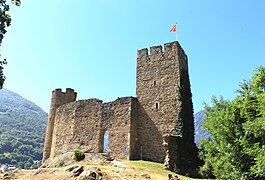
[{"left": 73, "top": 149, "right": 85, "bottom": 161}]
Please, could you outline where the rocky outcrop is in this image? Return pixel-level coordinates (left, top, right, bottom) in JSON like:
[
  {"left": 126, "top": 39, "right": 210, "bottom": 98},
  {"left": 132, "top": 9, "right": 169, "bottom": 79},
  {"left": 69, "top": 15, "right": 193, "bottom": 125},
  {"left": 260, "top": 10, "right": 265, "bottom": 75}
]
[{"left": 65, "top": 165, "right": 104, "bottom": 180}]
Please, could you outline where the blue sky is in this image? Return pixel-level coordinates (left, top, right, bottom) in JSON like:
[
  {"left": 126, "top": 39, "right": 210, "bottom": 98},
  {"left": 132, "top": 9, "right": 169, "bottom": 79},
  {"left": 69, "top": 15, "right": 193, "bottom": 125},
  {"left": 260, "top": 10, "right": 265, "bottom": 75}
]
[{"left": 2, "top": 0, "right": 265, "bottom": 113}]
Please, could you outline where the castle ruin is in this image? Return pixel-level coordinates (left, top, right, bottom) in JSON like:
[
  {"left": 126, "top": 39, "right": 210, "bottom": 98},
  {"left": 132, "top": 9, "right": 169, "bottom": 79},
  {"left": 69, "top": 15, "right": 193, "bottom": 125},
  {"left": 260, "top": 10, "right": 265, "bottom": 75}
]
[{"left": 43, "top": 41, "right": 199, "bottom": 173}]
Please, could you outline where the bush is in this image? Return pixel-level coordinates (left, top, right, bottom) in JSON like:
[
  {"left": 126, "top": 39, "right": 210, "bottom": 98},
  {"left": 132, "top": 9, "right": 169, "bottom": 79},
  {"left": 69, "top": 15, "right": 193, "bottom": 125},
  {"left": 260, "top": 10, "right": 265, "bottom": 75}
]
[{"left": 73, "top": 149, "right": 85, "bottom": 161}]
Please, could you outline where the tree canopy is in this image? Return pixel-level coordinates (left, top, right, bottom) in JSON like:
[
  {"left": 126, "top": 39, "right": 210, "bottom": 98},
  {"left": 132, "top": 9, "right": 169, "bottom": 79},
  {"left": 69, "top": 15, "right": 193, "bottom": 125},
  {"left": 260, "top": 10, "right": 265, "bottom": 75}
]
[
  {"left": 0, "top": 0, "right": 21, "bottom": 89},
  {"left": 199, "top": 66, "right": 265, "bottom": 179}
]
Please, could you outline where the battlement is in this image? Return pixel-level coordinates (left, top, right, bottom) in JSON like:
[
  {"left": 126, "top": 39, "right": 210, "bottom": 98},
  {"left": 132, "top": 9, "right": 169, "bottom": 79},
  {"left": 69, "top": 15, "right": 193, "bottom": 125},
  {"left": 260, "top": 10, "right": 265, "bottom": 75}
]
[
  {"left": 137, "top": 41, "right": 183, "bottom": 61},
  {"left": 66, "top": 88, "right": 76, "bottom": 94},
  {"left": 53, "top": 88, "right": 62, "bottom": 93},
  {"left": 52, "top": 88, "right": 77, "bottom": 97}
]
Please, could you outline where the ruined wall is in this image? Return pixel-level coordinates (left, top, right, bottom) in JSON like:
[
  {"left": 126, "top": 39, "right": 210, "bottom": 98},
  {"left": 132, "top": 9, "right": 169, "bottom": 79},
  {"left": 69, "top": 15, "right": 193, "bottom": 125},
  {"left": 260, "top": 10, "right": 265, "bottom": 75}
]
[
  {"left": 49, "top": 96, "right": 136, "bottom": 160},
  {"left": 50, "top": 99, "right": 102, "bottom": 158},
  {"left": 135, "top": 41, "right": 196, "bottom": 163},
  {"left": 129, "top": 98, "right": 139, "bottom": 160},
  {"left": 43, "top": 88, "right": 77, "bottom": 161},
  {"left": 104, "top": 97, "right": 136, "bottom": 159}
]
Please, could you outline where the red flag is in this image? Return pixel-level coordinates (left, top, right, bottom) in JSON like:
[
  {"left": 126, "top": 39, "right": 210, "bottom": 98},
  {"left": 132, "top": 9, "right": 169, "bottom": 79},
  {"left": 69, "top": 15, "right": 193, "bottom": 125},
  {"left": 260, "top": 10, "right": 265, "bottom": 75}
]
[{"left": 169, "top": 24, "right": 176, "bottom": 32}]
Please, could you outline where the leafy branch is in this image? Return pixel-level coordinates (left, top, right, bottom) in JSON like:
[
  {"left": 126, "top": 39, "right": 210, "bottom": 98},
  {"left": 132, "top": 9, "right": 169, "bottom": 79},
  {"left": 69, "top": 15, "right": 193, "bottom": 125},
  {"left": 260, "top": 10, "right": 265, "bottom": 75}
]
[{"left": 0, "top": 0, "right": 21, "bottom": 89}]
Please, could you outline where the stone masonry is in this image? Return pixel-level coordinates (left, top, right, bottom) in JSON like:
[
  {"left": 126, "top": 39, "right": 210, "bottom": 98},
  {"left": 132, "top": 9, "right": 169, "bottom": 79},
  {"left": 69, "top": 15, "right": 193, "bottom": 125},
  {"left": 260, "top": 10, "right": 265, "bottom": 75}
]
[{"left": 43, "top": 41, "right": 199, "bottom": 174}]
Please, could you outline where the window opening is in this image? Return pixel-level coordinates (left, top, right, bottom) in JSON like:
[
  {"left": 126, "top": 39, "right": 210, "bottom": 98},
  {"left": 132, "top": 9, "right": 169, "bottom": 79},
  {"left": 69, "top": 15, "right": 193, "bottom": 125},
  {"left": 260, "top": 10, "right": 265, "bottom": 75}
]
[
  {"left": 104, "top": 130, "right": 109, "bottom": 153},
  {"left": 99, "top": 129, "right": 109, "bottom": 153},
  {"left": 155, "top": 102, "right": 160, "bottom": 110}
]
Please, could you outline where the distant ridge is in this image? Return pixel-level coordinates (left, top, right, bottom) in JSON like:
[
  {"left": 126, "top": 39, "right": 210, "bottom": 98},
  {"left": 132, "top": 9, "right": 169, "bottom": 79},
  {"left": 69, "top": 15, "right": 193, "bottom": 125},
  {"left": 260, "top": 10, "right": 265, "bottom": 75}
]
[
  {"left": 0, "top": 89, "right": 48, "bottom": 169},
  {"left": 194, "top": 110, "right": 211, "bottom": 146}
]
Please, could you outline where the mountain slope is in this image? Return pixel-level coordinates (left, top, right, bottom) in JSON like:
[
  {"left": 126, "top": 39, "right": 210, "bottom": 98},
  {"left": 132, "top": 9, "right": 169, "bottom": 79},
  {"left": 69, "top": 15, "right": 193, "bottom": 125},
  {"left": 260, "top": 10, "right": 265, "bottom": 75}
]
[
  {"left": 0, "top": 89, "right": 47, "bottom": 169},
  {"left": 194, "top": 111, "right": 211, "bottom": 146}
]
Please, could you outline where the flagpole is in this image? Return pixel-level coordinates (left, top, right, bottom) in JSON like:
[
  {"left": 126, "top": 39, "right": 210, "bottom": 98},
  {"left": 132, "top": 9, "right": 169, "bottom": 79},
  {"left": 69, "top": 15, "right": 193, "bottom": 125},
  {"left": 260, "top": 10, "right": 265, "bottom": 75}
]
[
  {"left": 169, "top": 23, "right": 178, "bottom": 41},
  {"left": 176, "top": 23, "right": 179, "bottom": 42}
]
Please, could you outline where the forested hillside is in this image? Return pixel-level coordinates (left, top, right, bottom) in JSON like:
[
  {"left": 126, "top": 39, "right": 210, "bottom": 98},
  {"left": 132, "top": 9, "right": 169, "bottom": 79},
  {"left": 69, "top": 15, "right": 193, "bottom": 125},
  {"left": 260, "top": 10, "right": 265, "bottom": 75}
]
[{"left": 0, "top": 89, "right": 47, "bottom": 169}]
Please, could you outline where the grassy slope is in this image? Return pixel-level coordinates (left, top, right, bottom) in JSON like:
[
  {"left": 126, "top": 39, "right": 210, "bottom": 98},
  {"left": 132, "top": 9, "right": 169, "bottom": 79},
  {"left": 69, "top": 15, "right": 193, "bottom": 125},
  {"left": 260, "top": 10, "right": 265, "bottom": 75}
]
[{"left": 1, "top": 160, "right": 207, "bottom": 180}]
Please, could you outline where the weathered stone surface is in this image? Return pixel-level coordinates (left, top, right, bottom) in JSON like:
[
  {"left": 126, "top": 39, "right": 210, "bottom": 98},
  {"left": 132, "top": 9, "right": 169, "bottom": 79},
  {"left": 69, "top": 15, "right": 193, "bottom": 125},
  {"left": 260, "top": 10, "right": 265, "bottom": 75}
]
[
  {"left": 134, "top": 42, "right": 195, "bottom": 162},
  {"left": 69, "top": 166, "right": 84, "bottom": 177},
  {"left": 168, "top": 174, "right": 181, "bottom": 180},
  {"left": 76, "top": 167, "right": 103, "bottom": 180},
  {"left": 49, "top": 97, "right": 135, "bottom": 160},
  {"left": 42, "top": 152, "right": 74, "bottom": 168},
  {"left": 43, "top": 41, "right": 199, "bottom": 176},
  {"left": 65, "top": 165, "right": 79, "bottom": 172},
  {"left": 43, "top": 88, "right": 77, "bottom": 161}
]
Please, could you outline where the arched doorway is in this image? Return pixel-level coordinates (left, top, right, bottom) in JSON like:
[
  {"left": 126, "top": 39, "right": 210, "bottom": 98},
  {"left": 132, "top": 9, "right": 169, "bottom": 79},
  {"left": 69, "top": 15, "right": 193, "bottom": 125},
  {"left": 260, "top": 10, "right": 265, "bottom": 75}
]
[
  {"left": 99, "top": 129, "right": 109, "bottom": 153},
  {"left": 103, "top": 130, "right": 109, "bottom": 153}
]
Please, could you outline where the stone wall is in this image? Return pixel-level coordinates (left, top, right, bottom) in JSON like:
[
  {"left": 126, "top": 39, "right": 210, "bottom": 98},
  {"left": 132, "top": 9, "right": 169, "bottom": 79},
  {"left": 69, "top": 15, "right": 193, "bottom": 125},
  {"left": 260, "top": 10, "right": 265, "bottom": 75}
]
[
  {"left": 50, "top": 99, "right": 102, "bottom": 158},
  {"left": 43, "top": 88, "right": 77, "bottom": 161},
  {"left": 105, "top": 97, "right": 135, "bottom": 159},
  {"left": 163, "top": 134, "right": 181, "bottom": 172},
  {"left": 135, "top": 42, "right": 184, "bottom": 162},
  {"left": 49, "top": 96, "right": 137, "bottom": 160},
  {"left": 135, "top": 41, "right": 197, "bottom": 166}
]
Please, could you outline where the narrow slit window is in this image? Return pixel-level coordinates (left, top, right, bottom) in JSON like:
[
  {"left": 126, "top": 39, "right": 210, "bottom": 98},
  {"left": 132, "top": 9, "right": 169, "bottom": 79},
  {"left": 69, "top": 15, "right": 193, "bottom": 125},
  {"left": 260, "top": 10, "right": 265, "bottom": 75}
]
[
  {"left": 154, "top": 81, "right": 156, "bottom": 85},
  {"left": 155, "top": 102, "right": 160, "bottom": 110}
]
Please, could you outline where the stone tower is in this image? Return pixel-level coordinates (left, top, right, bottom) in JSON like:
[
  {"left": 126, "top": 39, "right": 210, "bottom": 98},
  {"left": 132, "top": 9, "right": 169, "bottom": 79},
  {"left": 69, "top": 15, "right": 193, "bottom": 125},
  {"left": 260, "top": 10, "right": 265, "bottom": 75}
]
[
  {"left": 42, "top": 41, "right": 199, "bottom": 175},
  {"left": 135, "top": 41, "right": 198, "bottom": 171},
  {"left": 42, "top": 88, "right": 77, "bottom": 162}
]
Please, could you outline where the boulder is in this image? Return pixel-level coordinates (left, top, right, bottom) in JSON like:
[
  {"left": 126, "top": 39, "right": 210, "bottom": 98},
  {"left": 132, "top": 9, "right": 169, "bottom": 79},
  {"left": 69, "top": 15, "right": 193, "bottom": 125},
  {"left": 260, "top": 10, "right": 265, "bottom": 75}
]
[
  {"left": 69, "top": 166, "right": 84, "bottom": 177},
  {"left": 77, "top": 167, "right": 103, "bottom": 180},
  {"left": 168, "top": 174, "right": 181, "bottom": 180}
]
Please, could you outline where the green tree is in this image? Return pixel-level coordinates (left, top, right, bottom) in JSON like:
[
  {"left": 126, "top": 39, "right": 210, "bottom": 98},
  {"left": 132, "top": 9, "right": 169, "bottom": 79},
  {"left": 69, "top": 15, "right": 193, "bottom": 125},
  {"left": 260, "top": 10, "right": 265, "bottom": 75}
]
[
  {"left": 199, "top": 66, "right": 265, "bottom": 179},
  {"left": 0, "top": 0, "right": 21, "bottom": 89}
]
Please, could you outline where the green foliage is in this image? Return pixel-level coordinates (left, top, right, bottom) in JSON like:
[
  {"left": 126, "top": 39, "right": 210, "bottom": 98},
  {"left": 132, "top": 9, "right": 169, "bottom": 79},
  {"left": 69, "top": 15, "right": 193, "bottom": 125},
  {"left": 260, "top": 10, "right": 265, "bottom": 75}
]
[
  {"left": 74, "top": 149, "right": 85, "bottom": 161},
  {"left": 0, "top": 89, "right": 47, "bottom": 169},
  {"left": 0, "top": 0, "right": 21, "bottom": 89},
  {"left": 0, "top": 59, "right": 7, "bottom": 89},
  {"left": 199, "top": 66, "right": 265, "bottom": 179}
]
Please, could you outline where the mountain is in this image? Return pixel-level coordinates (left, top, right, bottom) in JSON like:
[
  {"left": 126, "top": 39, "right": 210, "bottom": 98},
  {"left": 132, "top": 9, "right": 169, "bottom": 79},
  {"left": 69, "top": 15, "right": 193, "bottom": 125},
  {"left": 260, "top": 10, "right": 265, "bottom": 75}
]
[
  {"left": 194, "top": 110, "right": 211, "bottom": 146},
  {"left": 0, "top": 89, "right": 47, "bottom": 169}
]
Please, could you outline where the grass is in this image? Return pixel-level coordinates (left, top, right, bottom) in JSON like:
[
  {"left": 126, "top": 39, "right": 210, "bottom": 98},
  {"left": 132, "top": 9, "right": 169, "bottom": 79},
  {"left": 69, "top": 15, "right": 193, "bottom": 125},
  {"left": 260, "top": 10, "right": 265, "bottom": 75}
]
[
  {"left": 2, "top": 160, "right": 209, "bottom": 180},
  {"left": 83, "top": 160, "right": 205, "bottom": 180},
  {"left": 122, "top": 160, "right": 202, "bottom": 180}
]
